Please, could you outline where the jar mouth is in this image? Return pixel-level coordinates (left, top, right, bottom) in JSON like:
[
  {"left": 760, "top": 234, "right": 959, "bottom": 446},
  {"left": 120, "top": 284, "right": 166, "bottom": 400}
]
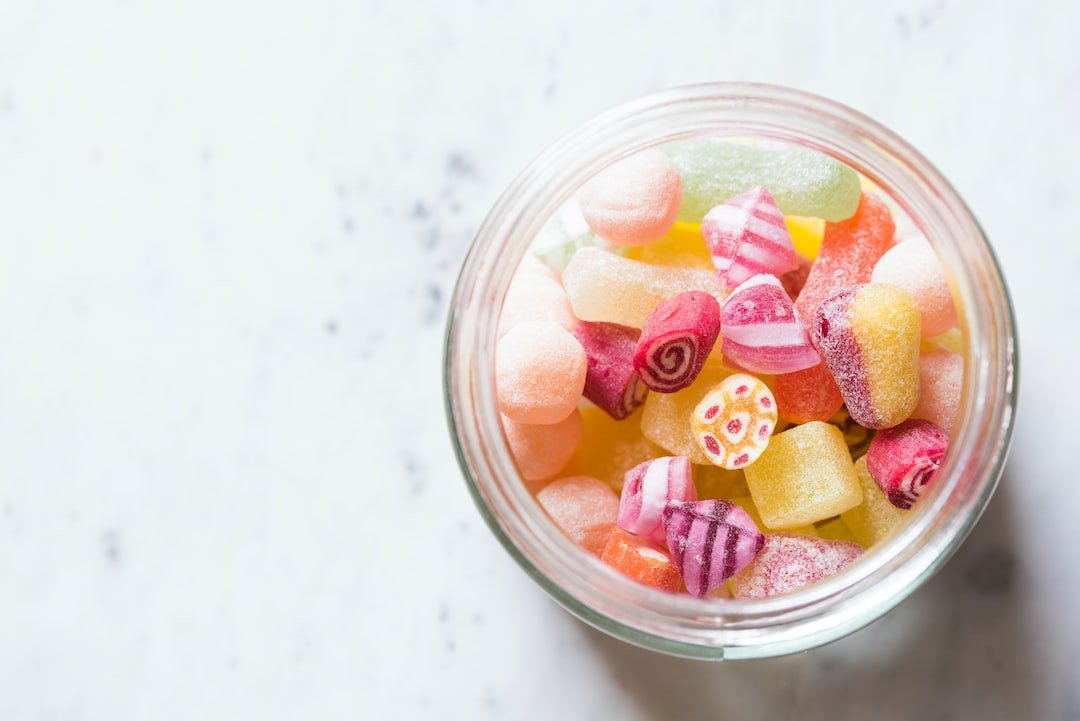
[{"left": 444, "top": 82, "right": 1019, "bottom": 659}]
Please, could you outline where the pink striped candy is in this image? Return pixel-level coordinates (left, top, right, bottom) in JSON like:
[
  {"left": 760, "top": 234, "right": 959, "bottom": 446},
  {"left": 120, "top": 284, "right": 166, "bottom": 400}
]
[
  {"left": 617, "top": 456, "right": 697, "bottom": 543},
  {"left": 662, "top": 499, "right": 765, "bottom": 597},
  {"left": 721, "top": 274, "right": 821, "bottom": 375},
  {"left": 865, "top": 419, "right": 949, "bottom": 509},
  {"left": 701, "top": 186, "right": 799, "bottom": 291}
]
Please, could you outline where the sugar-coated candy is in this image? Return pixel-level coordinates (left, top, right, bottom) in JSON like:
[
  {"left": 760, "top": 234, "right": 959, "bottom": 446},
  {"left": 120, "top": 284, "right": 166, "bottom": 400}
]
[
  {"left": 701, "top": 186, "right": 799, "bottom": 290},
  {"left": 496, "top": 321, "right": 587, "bottom": 424},
  {"left": 785, "top": 215, "right": 825, "bottom": 259},
  {"left": 578, "top": 149, "right": 682, "bottom": 246},
  {"left": 812, "top": 284, "right": 921, "bottom": 429},
  {"left": 695, "top": 466, "right": 750, "bottom": 500},
  {"left": 794, "top": 193, "right": 896, "bottom": 321},
  {"left": 600, "top": 528, "right": 682, "bottom": 592},
  {"left": 728, "top": 534, "right": 863, "bottom": 598},
  {"left": 865, "top": 419, "right": 949, "bottom": 509},
  {"left": 779, "top": 254, "right": 812, "bottom": 301},
  {"left": 573, "top": 321, "right": 648, "bottom": 420},
  {"left": 536, "top": 476, "right": 620, "bottom": 556},
  {"left": 634, "top": 291, "right": 721, "bottom": 392},
  {"left": 721, "top": 274, "right": 820, "bottom": 374},
  {"left": 579, "top": 406, "right": 662, "bottom": 491},
  {"left": 773, "top": 364, "right": 844, "bottom": 424},
  {"left": 731, "top": 495, "right": 818, "bottom": 537},
  {"left": 502, "top": 410, "right": 582, "bottom": 487},
  {"left": 618, "top": 456, "right": 697, "bottom": 543},
  {"left": 912, "top": 348, "right": 963, "bottom": 433},
  {"left": 664, "top": 139, "right": 862, "bottom": 223},
  {"left": 562, "top": 247, "right": 725, "bottom": 328},
  {"left": 841, "top": 455, "right": 907, "bottom": 546},
  {"left": 744, "top": 421, "right": 863, "bottom": 529},
  {"left": 640, "top": 362, "right": 730, "bottom": 464},
  {"left": 498, "top": 272, "right": 577, "bottom": 338},
  {"left": 662, "top": 499, "right": 765, "bottom": 597},
  {"left": 871, "top": 238, "right": 958, "bottom": 337},
  {"left": 924, "top": 327, "right": 963, "bottom": 355},
  {"left": 625, "top": 223, "right": 713, "bottom": 269},
  {"left": 691, "top": 373, "right": 778, "bottom": 469}
]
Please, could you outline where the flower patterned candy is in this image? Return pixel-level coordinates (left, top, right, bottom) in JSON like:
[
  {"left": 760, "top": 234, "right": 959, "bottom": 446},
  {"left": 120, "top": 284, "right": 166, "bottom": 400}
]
[
  {"left": 691, "top": 373, "right": 778, "bottom": 470},
  {"left": 617, "top": 456, "right": 697, "bottom": 543},
  {"left": 721, "top": 274, "right": 820, "bottom": 375},
  {"left": 701, "top": 186, "right": 799, "bottom": 291},
  {"left": 662, "top": 499, "right": 765, "bottom": 597}
]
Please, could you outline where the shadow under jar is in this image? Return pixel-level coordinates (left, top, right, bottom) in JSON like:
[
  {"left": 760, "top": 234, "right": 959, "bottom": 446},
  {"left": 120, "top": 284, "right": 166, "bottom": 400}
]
[{"left": 443, "top": 83, "right": 1018, "bottom": 660}]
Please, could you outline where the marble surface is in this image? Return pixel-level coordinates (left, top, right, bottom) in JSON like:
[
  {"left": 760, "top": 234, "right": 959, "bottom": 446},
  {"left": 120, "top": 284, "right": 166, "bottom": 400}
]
[{"left": 0, "top": 0, "right": 1076, "bottom": 718}]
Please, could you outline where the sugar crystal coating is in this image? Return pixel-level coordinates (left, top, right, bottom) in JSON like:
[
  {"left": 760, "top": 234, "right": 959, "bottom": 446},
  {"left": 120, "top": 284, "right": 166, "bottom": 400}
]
[
  {"left": 563, "top": 247, "right": 725, "bottom": 328},
  {"left": 536, "top": 475, "right": 620, "bottom": 556},
  {"left": 691, "top": 373, "right": 778, "bottom": 469},
  {"left": 496, "top": 321, "right": 587, "bottom": 424},
  {"left": 773, "top": 364, "right": 844, "bottom": 424},
  {"left": 600, "top": 528, "right": 682, "bottom": 592},
  {"left": 498, "top": 273, "right": 577, "bottom": 338},
  {"left": 634, "top": 291, "right": 721, "bottom": 392},
  {"left": 721, "top": 274, "right": 820, "bottom": 374},
  {"left": 640, "top": 362, "right": 730, "bottom": 464},
  {"left": 912, "top": 348, "right": 963, "bottom": 433},
  {"left": 701, "top": 186, "right": 799, "bottom": 290},
  {"left": 871, "top": 238, "right": 958, "bottom": 337},
  {"left": 502, "top": 410, "right": 582, "bottom": 487},
  {"left": 662, "top": 499, "right": 765, "bottom": 596},
  {"left": 618, "top": 456, "right": 697, "bottom": 543},
  {"left": 841, "top": 455, "right": 907, "bottom": 546},
  {"left": 573, "top": 321, "right": 648, "bottom": 420},
  {"left": 728, "top": 534, "right": 863, "bottom": 598},
  {"left": 865, "top": 419, "right": 949, "bottom": 509},
  {"left": 744, "top": 421, "right": 863, "bottom": 529},
  {"left": 578, "top": 149, "right": 682, "bottom": 246}
]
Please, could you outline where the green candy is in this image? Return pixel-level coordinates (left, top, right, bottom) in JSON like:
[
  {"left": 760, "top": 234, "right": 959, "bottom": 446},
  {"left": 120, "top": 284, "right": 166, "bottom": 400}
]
[{"left": 664, "top": 139, "right": 862, "bottom": 224}]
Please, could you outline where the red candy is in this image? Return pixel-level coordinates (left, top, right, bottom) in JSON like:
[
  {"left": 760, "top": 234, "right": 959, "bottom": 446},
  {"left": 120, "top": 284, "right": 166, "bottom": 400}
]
[
  {"left": 573, "top": 321, "right": 649, "bottom": 420},
  {"left": 701, "top": 186, "right": 799, "bottom": 291},
  {"left": 662, "top": 499, "right": 765, "bottom": 597},
  {"left": 773, "top": 364, "right": 844, "bottom": 425},
  {"left": 865, "top": 419, "right": 949, "bottom": 509},
  {"left": 721, "top": 274, "right": 820, "bottom": 375},
  {"left": 633, "top": 290, "right": 721, "bottom": 393},
  {"left": 728, "top": 534, "right": 863, "bottom": 598}
]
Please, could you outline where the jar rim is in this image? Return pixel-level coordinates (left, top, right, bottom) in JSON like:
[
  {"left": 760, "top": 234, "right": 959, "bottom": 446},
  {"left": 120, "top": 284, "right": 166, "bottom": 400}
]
[{"left": 443, "top": 82, "right": 1019, "bottom": 659}]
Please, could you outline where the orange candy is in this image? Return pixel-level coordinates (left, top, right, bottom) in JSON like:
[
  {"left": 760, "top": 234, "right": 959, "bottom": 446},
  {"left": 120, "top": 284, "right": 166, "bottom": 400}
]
[{"left": 600, "top": 528, "right": 682, "bottom": 591}]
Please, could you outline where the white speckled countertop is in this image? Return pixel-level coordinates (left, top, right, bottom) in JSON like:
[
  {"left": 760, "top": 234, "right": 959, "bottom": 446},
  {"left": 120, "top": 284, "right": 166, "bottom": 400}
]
[{"left": 0, "top": 1, "right": 1076, "bottom": 718}]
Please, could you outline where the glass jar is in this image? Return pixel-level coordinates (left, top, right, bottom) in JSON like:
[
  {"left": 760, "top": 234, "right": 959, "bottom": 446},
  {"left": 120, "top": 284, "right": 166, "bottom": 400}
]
[{"left": 443, "top": 83, "right": 1019, "bottom": 659}]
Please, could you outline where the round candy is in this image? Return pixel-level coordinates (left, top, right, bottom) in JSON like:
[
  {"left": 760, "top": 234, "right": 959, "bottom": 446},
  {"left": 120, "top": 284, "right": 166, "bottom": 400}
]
[
  {"left": 496, "top": 321, "right": 587, "bottom": 424},
  {"left": 871, "top": 238, "right": 958, "bottom": 337},
  {"left": 536, "top": 475, "right": 620, "bottom": 556},
  {"left": 498, "top": 274, "right": 577, "bottom": 338},
  {"left": 912, "top": 348, "right": 963, "bottom": 433},
  {"left": 691, "top": 373, "right": 778, "bottom": 469},
  {"left": 577, "top": 149, "right": 682, "bottom": 247},
  {"left": 502, "top": 410, "right": 582, "bottom": 487}
]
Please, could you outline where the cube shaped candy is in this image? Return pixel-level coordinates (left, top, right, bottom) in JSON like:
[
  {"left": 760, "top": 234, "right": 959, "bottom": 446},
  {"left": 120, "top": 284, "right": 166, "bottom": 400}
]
[
  {"left": 841, "top": 456, "right": 907, "bottom": 546},
  {"left": 744, "top": 421, "right": 863, "bottom": 530}
]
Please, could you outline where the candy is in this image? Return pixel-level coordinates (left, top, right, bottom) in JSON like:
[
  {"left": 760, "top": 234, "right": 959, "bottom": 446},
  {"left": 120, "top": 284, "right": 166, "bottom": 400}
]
[
  {"left": 536, "top": 475, "right": 620, "bottom": 556},
  {"left": 578, "top": 149, "right": 682, "bottom": 246},
  {"left": 812, "top": 284, "right": 922, "bottom": 429},
  {"left": 701, "top": 186, "right": 799, "bottom": 290},
  {"left": 721, "top": 274, "right": 820, "bottom": 374},
  {"left": 562, "top": 247, "right": 725, "bottom": 328},
  {"left": 633, "top": 291, "right": 721, "bottom": 392},
  {"left": 728, "top": 534, "right": 863, "bottom": 598},
  {"left": 744, "top": 421, "right": 863, "bottom": 529},
  {"left": 578, "top": 406, "right": 662, "bottom": 491},
  {"left": 924, "top": 327, "right": 963, "bottom": 355},
  {"left": 785, "top": 215, "right": 825, "bottom": 259},
  {"left": 532, "top": 200, "right": 615, "bottom": 273},
  {"left": 573, "top": 321, "right": 648, "bottom": 420},
  {"left": 730, "top": 495, "right": 818, "bottom": 537},
  {"left": 865, "top": 419, "right": 949, "bottom": 509},
  {"left": 841, "top": 455, "right": 907, "bottom": 546},
  {"left": 600, "top": 528, "right": 682, "bottom": 592},
  {"left": 912, "top": 348, "right": 963, "bottom": 433},
  {"left": 640, "top": 362, "right": 730, "bottom": 464},
  {"left": 662, "top": 499, "right": 765, "bottom": 597},
  {"left": 498, "top": 273, "right": 577, "bottom": 338},
  {"left": 779, "top": 254, "right": 812, "bottom": 301},
  {"left": 814, "top": 516, "right": 857, "bottom": 543},
  {"left": 625, "top": 223, "right": 713, "bottom": 270},
  {"left": 502, "top": 410, "right": 582, "bottom": 488},
  {"left": 794, "top": 192, "right": 896, "bottom": 321},
  {"left": 691, "top": 373, "right": 778, "bottom": 469},
  {"left": 617, "top": 456, "right": 697, "bottom": 543},
  {"left": 517, "top": 252, "right": 560, "bottom": 281},
  {"left": 695, "top": 466, "right": 750, "bottom": 500},
  {"left": 496, "top": 321, "right": 587, "bottom": 424},
  {"left": 773, "top": 364, "right": 844, "bottom": 424},
  {"left": 871, "top": 238, "right": 958, "bottom": 337},
  {"left": 664, "top": 139, "right": 862, "bottom": 223}
]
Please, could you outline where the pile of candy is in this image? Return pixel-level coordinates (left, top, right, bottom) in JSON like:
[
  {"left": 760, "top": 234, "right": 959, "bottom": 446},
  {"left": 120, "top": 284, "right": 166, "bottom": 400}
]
[{"left": 496, "top": 139, "right": 962, "bottom": 598}]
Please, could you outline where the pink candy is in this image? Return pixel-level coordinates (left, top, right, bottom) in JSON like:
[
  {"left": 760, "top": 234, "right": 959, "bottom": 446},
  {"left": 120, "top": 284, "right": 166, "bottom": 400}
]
[
  {"left": 701, "top": 186, "right": 799, "bottom": 291},
  {"left": 496, "top": 321, "right": 587, "bottom": 425},
  {"left": 662, "top": 499, "right": 764, "bottom": 597},
  {"left": 573, "top": 321, "right": 649, "bottom": 420},
  {"left": 537, "top": 475, "right": 620, "bottom": 556},
  {"left": 871, "top": 238, "right": 958, "bottom": 337},
  {"left": 728, "top": 534, "right": 863, "bottom": 598},
  {"left": 913, "top": 349, "right": 963, "bottom": 433},
  {"left": 577, "top": 149, "right": 682, "bottom": 247},
  {"left": 865, "top": 419, "right": 949, "bottom": 509},
  {"left": 617, "top": 456, "right": 697, "bottom": 543},
  {"left": 502, "top": 410, "right": 582, "bottom": 488},
  {"left": 633, "top": 290, "right": 721, "bottom": 393},
  {"left": 721, "top": 274, "right": 821, "bottom": 375}
]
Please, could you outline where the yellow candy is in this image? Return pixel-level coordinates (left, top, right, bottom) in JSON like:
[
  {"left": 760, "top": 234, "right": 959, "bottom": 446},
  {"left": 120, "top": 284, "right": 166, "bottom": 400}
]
[
  {"left": 625, "top": 223, "right": 713, "bottom": 269},
  {"left": 922, "top": 327, "right": 964, "bottom": 355},
  {"left": 691, "top": 373, "right": 778, "bottom": 470},
  {"left": 744, "top": 421, "right": 863, "bottom": 530},
  {"left": 694, "top": 466, "right": 749, "bottom": 499},
  {"left": 784, "top": 215, "right": 824, "bottom": 260},
  {"left": 841, "top": 455, "right": 907, "bottom": 546},
  {"left": 640, "top": 362, "right": 730, "bottom": 464},
  {"left": 731, "top": 495, "right": 817, "bottom": 537},
  {"left": 578, "top": 405, "right": 662, "bottom": 492},
  {"left": 848, "top": 284, "right": 922, "bottom": 429},
  {"left": 815, "top": 516, "right": 859, "bottom": 543}
]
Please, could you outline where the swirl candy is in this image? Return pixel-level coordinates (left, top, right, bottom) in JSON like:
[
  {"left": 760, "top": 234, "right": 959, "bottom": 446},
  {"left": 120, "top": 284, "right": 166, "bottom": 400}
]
[
  {"left": 691, "top": 373, "right": 778, "bottom": 470},
  {"left": 617, "top": 456, "right": 697, "bottom": 543},
  {"left": 721, "top": 274, "right": 820, "bottom": 375},
  {"left": 865, "top": 419, "right": 949, "bottom": 509},
  {"left": 633, "top": 290, "right": 721, "bottom": 393},
  {"left": 662, "top": 499, "right": 765, "bottom": 597},
  {"left": 701, "top": 186, "right": 799, "bottom": 291}
]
